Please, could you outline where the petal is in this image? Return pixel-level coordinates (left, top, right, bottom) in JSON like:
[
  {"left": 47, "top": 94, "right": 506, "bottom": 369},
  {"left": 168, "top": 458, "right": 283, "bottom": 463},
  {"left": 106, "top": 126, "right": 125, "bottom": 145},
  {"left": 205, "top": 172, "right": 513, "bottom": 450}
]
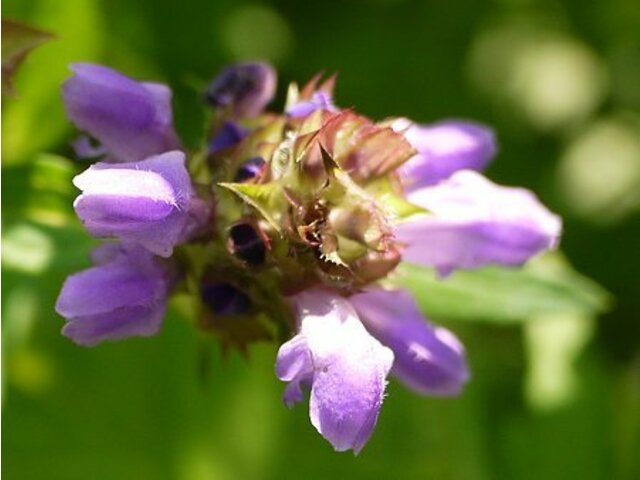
[
  {"left": 395, "top": 119, "right": 496, "bottom": 190},
  {"left": 62, "top": 63, "right": 179, "bottom": 162},
  {"left": 290, "top": 289, "right": 394, "bottom": 453},
  {"left": 72, "top": 151, "right": 193, "bottom": 257},
  {"left": 395, "top": 170, "right": 562, "bottom": 275},
  {"left": 56, "top": 245, "right": 169, "bottom": 346},
  {"left": 350, "top": 288, "right": 469, "bottom": 396},
  {"left": 276, "top": 334, "right": 313, "bottom": 408},
  {"left": 62, "top": 303, "right": 165, "bottom": 347},
  {"left": 287, "top": 91, "right": 335, "bottom": 118},
  {"left": 55, "top": 248, "right": 166, "bottom": 318}
]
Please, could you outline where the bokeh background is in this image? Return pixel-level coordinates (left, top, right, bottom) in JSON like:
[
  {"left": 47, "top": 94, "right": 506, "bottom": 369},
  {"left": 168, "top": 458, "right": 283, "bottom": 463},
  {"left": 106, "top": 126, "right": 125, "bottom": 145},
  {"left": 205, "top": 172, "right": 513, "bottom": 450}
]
[{"left": 2, "top": 0, "right": 639, "bottom": 479}]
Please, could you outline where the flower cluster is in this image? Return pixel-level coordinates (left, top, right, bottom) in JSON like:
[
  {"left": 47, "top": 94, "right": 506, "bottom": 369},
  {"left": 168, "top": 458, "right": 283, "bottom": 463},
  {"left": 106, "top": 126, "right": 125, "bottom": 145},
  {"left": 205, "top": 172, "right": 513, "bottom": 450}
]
[{"left": 56, "top": 61, "right": 561, "bottom": 453}]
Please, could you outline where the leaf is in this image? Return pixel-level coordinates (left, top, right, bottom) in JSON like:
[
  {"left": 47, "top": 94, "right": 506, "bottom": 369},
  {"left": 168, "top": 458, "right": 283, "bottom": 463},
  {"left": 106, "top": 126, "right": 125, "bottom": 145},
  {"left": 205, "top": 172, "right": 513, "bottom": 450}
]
[
  {"left": 218, "top": 182, "right": 284, "bottom": 232},
  {"left": 2, "top": 19, "right": 54, "bottom": 95},
  {"left": 392, "top": 255, "right": 611, "bottom": 323}
]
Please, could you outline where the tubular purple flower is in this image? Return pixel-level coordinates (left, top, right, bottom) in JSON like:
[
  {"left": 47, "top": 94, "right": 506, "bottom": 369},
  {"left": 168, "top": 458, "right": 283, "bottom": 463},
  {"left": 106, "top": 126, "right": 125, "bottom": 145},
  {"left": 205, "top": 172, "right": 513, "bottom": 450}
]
[
  {"left": 73, "top": 150, "right": 200, "bottom": 257},
  {"left": 276, "top": 289, "right": 394, "bottom": 454},
  {"left": 350, "top": 288, "right": 469, "bottom": 396},
  {"left": 62, "top": 63, "right": 180, "bottom": 163},
  {"left": 395, "top": 170, "right": 562, "bottom": 276},
  {"left": 204, "top": 62, "right": 276, "bottom": 117},
  {"left": 55, "top": 244, "right": 171, "bottom": 346},
  {"left": 394, "top": 119, "right": 497, "bottom": 191}
]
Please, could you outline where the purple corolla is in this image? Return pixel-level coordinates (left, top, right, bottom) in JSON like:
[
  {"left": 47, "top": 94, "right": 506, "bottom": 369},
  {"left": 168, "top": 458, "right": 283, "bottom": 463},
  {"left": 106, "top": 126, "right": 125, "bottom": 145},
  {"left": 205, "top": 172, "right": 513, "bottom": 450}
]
[
  {"left": 276, "top": 287, "right": 468, "bottom": 453},
  {"left": 55, "top": 244, "right": 171, "bottom": 346},
  {"left": 395, "top": 170, "right": 562, "bottom": 276},
  {"left": 62, "top": 63, "right": 180, "bottom": 163},
  {"left": 276, "top": 289, "right": 393, "bottom": 453},
  {"left": 72, "top": 150, "right": 200, "bottom": 257},
  {"left": 394, "top": 118, "right": 497, "bottom": 190}
]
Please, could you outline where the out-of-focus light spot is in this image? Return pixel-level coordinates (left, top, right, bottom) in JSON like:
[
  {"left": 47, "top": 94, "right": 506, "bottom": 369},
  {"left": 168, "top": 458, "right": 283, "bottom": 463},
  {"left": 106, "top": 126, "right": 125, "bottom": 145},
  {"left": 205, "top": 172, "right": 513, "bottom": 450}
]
[
  {"left": 179, "top": 448, "right": 233, "bottom": 480},
  {"left": 3, "top": 286, "right": 39, "bottom": 346},
  {"left": 556, "top": 115, "right": 640, "bottom": 224},
  {"left": 8, "top": 349, "right": 55, "bottom": 396},
  {"left": 29, "top": 153, "right": 76, "bottom": 195},
  {"left": 2, "top": 223, "right": 54, "bottom": 274},
  {"left": 525, "top": 313, "right": 595, "bottom": 412},
  {"left": 221, "top": 5, "right": 293, "bottom": 64},
  {"left": 25, "top": 153, "right": 77, "bottom": 227},
  {"left": 468, "top": 23, "right": 608, "bottom": 131}
]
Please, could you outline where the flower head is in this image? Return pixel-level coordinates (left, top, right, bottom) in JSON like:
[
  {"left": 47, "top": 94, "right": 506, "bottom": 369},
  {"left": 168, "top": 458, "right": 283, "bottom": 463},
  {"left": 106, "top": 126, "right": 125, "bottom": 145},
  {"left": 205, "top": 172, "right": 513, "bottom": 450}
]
[{"left": 57, "top": 61, "right": 563, "bottom": 453}]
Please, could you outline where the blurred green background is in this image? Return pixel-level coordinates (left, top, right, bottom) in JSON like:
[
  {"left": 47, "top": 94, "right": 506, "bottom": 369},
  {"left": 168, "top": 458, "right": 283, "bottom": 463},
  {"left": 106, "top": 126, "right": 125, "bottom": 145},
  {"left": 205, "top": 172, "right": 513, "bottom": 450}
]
[{"left": 2, "top": 0, "right": 639, "bottom": 479}]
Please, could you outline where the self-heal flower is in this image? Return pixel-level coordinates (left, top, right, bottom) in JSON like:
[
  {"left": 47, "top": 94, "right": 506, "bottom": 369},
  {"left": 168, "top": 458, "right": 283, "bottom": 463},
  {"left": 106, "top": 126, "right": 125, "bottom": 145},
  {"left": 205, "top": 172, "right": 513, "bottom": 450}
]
[
  {"left": 394, "top": 119, "right": 497, "bottom": 191},
  {"left": 276, "top": 289, "right": 393, "bottom": 454},
  {"left": 395, "top": 170, "right": 562, "bottom": 276},
  {"left": 62, "top": 63, "right": 180, "bottom": 163},
  {"left": 350, "top": 288, "right": 469, "bottom": 396},
  {"left": 57, "top": 61, "right": 568, "bottom": 455},
  {"left": 55, "top": 244, "right": 171, "bottom": 346},
  {"left": 73, "top": 150, "right": 198, "bottom": 257}
]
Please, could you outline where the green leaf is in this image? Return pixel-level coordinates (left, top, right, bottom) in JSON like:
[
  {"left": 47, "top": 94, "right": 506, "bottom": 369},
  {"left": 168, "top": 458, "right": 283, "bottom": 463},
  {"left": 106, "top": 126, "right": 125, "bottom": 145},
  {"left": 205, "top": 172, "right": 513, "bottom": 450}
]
[
  {"left": 218, "top": 182, "right": 285, "bottom": 232},
  {"left": 1, "top": 19, "right": 54, "bottom": 95},
  {"left": 392, "top": 254, "right": 611, "bottom": 323}
]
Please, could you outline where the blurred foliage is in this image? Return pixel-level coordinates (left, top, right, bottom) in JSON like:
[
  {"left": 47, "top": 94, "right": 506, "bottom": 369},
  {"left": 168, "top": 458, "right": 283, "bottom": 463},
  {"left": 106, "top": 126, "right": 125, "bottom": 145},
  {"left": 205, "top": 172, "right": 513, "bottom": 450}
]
[
  {"left": 2, "top": 0, "right": 639, "bottom": 479},
  {"left": 2, "top": 18, "right": 54, "bottom": 95}
]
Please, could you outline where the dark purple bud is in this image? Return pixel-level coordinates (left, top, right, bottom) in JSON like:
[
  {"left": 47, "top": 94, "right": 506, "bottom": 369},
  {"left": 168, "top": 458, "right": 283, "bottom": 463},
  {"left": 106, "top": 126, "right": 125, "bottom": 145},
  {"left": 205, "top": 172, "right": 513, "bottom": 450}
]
[
  {"left": 234, "top": 156, "right": 265, "bottom": 182},
  {"left": 204, "top": 62, "right": 276, "bottom": 117},
  {"left": 209, "top": 121, "right": 247, "bottom": 154},
  {"left": 229, "top": 223, "right": 266, "bottom": 266},
  {"left": 200, "top": 282, "right": 251, "bottom": 315}
]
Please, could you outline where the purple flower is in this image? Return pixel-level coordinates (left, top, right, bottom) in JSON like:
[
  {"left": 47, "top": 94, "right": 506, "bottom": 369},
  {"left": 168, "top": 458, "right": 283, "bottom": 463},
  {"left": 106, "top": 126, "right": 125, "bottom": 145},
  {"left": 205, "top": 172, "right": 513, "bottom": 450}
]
[
  {"left": 62, "top": 63, "right": 180, "bottom": 163},
  {"left": 394, "top": 119, "right": 497, "bottom": 191},
  {"left": 350, "top": 288, "right": 469, "bottom": 396},
  {"left": 204, "top": 62, "right": 276, "bottom": 117},
  {"left": 55, "top": 244, "right": 171, "bottom": 346},
  {"left": 395, "top": 170, "right": 562, "bottom": 276},
  {"left": 276, "top": 289, "right": 393, "bottom": 454},
  {"left": 286, "top": 91, "right": 336, "bottom": 118},
  {"left": 72, "top": 150, "right": 199, "bottom": 257}
]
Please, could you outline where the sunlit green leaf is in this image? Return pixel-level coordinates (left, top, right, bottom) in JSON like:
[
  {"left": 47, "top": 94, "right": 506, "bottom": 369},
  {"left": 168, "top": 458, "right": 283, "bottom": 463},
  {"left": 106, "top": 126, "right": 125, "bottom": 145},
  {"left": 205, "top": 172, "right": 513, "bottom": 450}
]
[{"left": 393, "top": 256, "right": 610, "bottom": 323}]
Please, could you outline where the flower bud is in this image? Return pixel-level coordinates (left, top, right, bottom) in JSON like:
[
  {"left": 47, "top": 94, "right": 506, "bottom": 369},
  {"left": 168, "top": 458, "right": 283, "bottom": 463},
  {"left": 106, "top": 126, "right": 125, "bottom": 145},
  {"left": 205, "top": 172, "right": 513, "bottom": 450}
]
[
  {"left": 204, "top": 62, "right": 276, "bottom": 117},
  {"left": 228, "top": 223, "right": 266, "bottom": 266},
  {"left": 200, "top": 282, "right": 251, "bottom": 315},
  {"left": 234, "top": 156, "right": 265, "bottom": 182}
]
